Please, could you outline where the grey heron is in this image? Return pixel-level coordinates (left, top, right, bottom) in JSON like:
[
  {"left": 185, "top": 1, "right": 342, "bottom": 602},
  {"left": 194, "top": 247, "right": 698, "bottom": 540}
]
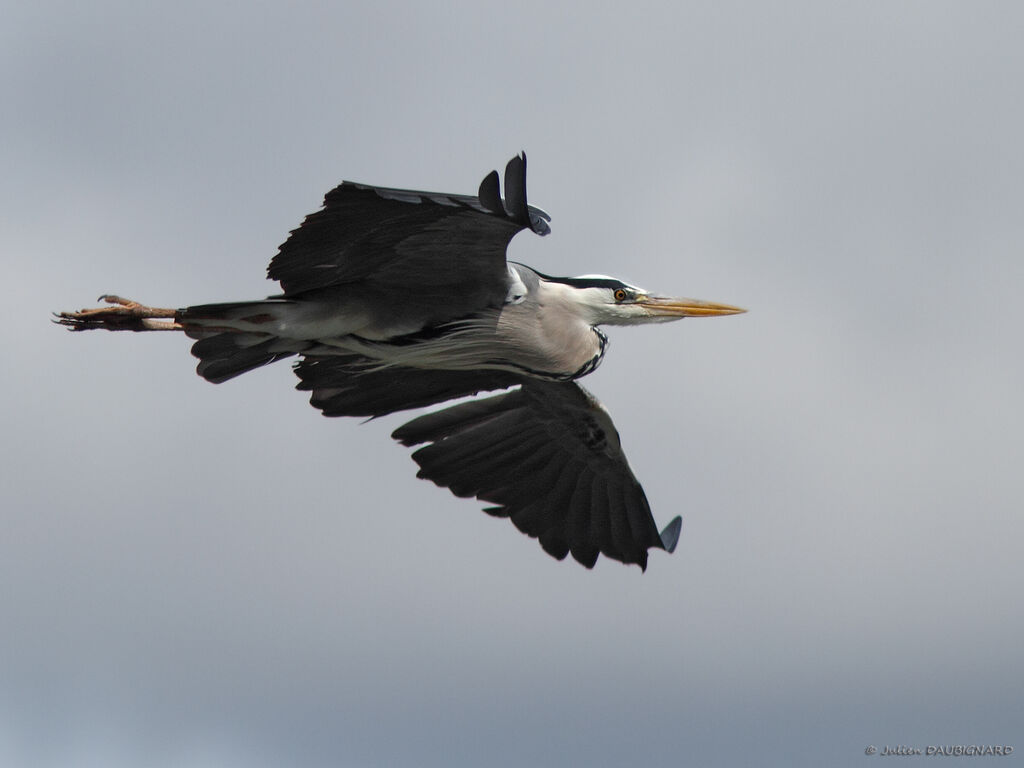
[{"left": 57, "top": 153, "right": 744, "bottom": 571}]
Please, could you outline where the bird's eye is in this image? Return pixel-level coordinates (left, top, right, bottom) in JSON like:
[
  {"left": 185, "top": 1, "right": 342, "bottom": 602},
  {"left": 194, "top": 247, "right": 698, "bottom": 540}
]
[{"left": 613, "top": 288, "right": 628, "bottom": 302}]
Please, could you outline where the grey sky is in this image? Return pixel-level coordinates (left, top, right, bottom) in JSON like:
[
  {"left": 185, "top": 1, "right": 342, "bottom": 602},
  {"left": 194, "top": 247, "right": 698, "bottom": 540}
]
[{"left": 3, "top": 2, "right": 1022, "bottom": 766}]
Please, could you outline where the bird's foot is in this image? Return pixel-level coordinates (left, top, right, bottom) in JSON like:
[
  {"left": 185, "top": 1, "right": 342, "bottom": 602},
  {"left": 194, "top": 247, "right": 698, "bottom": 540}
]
[{"left": 54, "top": 294, "right": 183, "bottom": 331}]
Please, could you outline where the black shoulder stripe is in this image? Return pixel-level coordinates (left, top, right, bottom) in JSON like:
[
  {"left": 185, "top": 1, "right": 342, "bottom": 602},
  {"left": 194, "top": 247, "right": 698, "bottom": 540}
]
[{"left": 531, "top": 272, "right": 629, "bottom": 291}]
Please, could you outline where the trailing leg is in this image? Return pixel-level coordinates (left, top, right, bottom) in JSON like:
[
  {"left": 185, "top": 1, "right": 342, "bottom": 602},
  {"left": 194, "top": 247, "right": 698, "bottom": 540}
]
[{"left": 54, "top": 295, "right": 182, "bottom": 332}]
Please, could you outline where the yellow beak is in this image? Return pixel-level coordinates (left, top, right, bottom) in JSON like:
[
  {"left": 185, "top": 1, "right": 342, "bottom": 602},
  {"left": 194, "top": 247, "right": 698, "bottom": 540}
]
[{"left": 638, "top": 296, "right": 747, "bottom": 318}]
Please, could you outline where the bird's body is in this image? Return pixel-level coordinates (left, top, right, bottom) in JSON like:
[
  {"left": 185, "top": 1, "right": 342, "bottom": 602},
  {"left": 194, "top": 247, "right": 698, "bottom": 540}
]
[
  {"left": 181, "top": 264, "right": 609, "bottom": 381},
  {"left": 57, "top": 153, "right": 744, "bottom": 570}
]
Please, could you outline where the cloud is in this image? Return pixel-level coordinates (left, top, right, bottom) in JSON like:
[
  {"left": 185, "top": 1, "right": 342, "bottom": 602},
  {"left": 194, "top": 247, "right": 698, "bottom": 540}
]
[{"left": 3, "top": 2, "right": 1022, "bottom": 765}]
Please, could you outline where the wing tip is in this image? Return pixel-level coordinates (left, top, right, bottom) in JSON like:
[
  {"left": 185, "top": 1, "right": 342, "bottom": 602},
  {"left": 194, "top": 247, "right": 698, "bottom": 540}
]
[
  {"left": 659, "top": 516, "right": 683, "bottom": 553},
  {"left": 503, "top": 151, "right": 551, "bottom": 236},
  {"left": 477, "top": 169, "right": 503, "bottom": 216}
]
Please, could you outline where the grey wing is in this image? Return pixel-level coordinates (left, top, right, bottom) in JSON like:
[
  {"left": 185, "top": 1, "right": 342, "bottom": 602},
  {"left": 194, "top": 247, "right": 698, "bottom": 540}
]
[
  {"left": 267, "top": 153, "right": 550, "bottom": 323},
  {"left": 391, "top": 380, "right": 682, "bottom": 570}
]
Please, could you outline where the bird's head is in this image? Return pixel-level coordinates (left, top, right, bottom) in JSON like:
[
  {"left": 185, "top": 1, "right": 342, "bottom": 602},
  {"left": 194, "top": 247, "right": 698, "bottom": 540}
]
[{"left": 553, "top": 275, "right": 746, "bottom": 327}]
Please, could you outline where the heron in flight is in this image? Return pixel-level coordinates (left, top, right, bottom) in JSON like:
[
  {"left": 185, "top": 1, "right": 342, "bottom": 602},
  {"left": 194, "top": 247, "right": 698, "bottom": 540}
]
[{"left": 57, "top": 153, "right": 744, "bottom": 570}]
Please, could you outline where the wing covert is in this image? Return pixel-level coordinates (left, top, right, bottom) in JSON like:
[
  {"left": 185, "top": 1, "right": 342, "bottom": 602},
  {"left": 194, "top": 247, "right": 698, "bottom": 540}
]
[{"left": 294, "top": 354, "right": 521, "bottom": 418}]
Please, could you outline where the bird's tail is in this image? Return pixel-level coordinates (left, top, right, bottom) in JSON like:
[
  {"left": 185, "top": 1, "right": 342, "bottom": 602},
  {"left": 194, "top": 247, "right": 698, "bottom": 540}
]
[
  {"left": 182, "top": 329, "right": 307, "bottom": 384},
  {"left": 178, "top": 300, "right": 312, "bottom": 384}
]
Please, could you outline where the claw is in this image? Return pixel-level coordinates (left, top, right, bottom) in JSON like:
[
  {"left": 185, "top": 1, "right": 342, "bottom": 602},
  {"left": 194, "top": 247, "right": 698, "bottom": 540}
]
[{"left": 97, "top": 294, "right": 136, "bottom": 306}]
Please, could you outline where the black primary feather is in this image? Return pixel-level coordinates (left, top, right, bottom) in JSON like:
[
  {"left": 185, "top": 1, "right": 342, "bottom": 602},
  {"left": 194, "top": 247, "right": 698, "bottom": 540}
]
[{"left": 392, "top": 381, "right": 680, "bottom": 570}]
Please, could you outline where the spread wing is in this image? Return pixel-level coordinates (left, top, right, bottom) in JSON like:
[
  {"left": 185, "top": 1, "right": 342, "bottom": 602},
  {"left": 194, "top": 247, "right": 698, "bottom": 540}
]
[
  {"left": 267, "top": 153, "right": 551, "bottom": 324},
  {"left": 391, "top": 380, "right": 682, "bottom": 570}
]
